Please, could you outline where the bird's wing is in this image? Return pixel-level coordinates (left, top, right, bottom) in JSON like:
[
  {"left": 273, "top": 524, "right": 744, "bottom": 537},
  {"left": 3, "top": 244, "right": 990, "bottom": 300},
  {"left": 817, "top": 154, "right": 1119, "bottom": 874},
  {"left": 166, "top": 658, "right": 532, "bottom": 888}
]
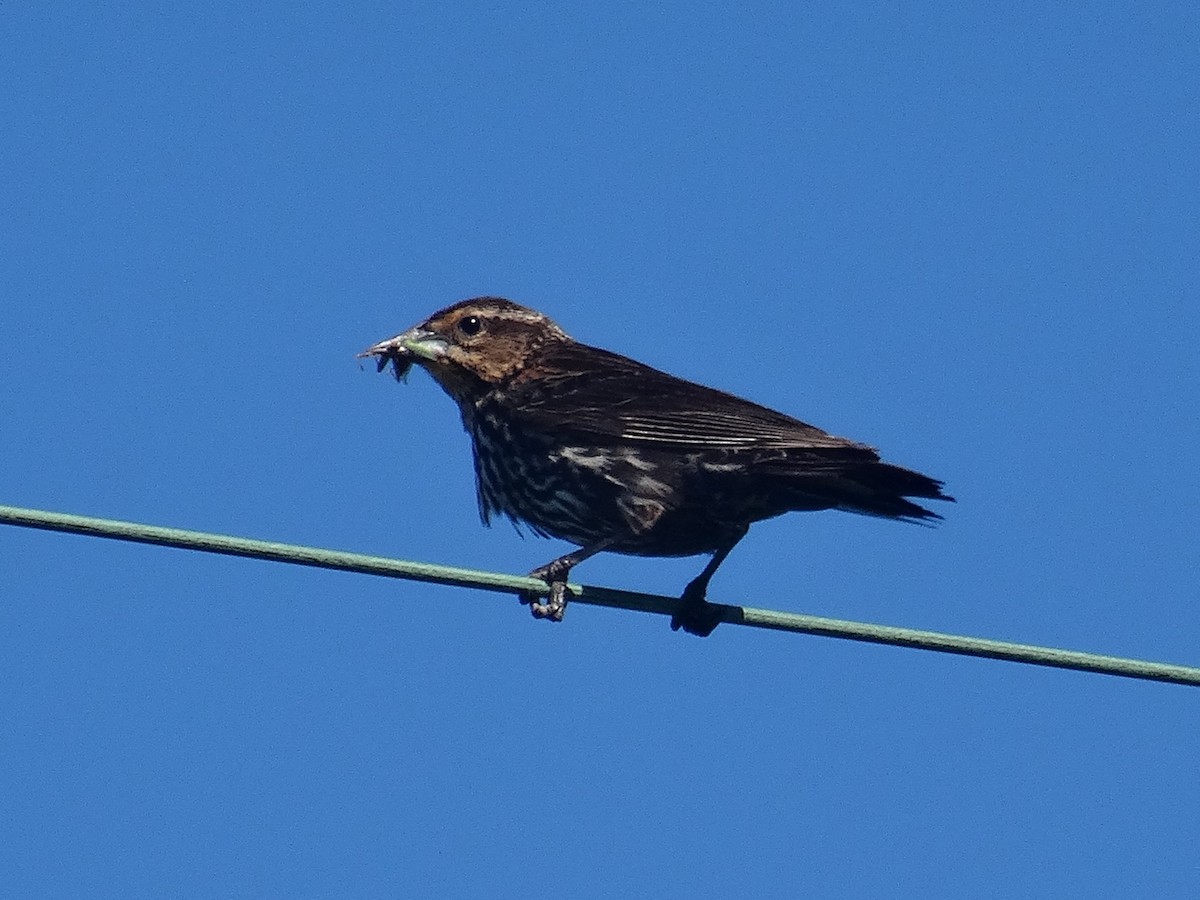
[{"left": 503, "top": 343, "right": 878, "bottom": 456}]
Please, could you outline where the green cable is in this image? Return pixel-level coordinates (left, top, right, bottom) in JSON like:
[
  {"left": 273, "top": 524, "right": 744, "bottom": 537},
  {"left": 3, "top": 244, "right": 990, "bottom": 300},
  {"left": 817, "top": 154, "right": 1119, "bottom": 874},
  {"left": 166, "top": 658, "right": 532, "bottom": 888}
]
[{"left": 2, "top": 503, "right": 1197, "bottom": 687}]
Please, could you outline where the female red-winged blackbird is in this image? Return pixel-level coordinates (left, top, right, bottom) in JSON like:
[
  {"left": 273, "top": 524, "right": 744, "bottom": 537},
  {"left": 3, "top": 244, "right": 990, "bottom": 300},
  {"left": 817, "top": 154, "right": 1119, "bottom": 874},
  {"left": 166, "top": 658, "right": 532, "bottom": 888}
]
[{"left": 360, "top": 297, "right": 952, "bottom": 636}]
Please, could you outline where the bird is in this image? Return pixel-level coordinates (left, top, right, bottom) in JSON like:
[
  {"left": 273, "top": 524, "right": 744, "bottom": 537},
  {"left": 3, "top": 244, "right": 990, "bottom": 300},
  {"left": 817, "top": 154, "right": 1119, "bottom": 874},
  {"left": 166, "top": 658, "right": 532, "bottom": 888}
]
[{"left": 359, "top": 297, "right": 953, "bottom": 636}]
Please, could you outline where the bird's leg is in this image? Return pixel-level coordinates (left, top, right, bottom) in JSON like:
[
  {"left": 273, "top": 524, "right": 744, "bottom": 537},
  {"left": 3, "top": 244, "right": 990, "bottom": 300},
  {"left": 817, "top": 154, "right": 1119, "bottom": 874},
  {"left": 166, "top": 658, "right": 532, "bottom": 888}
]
[
  {"left": 522, "top": 538, "right": 616, "bottom": 622},
  {"left": 671, "top": 526, "right": 749, "bottom": 637}
]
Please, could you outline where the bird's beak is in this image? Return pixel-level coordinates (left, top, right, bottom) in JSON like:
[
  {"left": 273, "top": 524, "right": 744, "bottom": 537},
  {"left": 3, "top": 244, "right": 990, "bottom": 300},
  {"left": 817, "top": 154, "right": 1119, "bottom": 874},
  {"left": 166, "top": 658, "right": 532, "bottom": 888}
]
[
  {"left": 357, "top": 327, "right": 449, "bottom": 380},
  {"left": 359, "top": 327, "right": 449, "bottom": 362}
]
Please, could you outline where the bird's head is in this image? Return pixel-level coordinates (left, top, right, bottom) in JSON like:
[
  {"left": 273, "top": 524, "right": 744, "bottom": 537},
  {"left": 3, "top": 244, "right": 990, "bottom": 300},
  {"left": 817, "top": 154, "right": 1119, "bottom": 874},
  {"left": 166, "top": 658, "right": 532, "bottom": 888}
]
[{"left": 359, "top": 297, "right": 571, "bottom": 404}]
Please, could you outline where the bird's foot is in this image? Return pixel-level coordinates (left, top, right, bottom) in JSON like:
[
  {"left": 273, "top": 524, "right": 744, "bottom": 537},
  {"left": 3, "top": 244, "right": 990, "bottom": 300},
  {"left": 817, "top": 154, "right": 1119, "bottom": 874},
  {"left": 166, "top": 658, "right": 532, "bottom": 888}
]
[
  {"left": 521, "top": 563, "right": 573, "bottom": 622},
  {"left": 670, "top": 582, "right": 723, "bottom": 637}
]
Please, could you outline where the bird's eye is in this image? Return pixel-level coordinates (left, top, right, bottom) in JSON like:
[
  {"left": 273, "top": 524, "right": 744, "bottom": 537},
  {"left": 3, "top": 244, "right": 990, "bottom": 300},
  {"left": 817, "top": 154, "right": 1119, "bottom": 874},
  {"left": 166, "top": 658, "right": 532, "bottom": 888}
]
[{"left": 457, "top": 315, "right": 483, "bottom": 337}]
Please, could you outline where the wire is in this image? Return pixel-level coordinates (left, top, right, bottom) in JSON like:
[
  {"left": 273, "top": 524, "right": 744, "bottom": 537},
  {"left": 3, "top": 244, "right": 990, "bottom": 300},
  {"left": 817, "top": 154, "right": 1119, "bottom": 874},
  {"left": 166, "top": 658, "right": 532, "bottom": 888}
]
[{"left": 2, "top": 503, "right": 1197, "bottom": 687}]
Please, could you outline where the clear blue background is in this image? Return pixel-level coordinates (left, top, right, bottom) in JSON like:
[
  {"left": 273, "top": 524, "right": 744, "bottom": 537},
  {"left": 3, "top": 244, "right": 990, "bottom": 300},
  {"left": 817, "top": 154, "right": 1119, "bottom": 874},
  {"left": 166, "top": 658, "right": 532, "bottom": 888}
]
[{"left": 3, "top": 3, "right": 1198, "bottom": 897}]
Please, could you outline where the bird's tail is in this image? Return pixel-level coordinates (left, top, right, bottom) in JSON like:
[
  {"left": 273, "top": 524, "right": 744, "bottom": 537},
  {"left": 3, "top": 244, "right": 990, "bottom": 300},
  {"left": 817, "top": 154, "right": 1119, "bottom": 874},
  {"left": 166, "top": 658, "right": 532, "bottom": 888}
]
[
  {"left": 764, "top": 458, "right": 954, "bottom": 523},
  {"left": 841, "top": 461, "right": 952, "bottom": 521}
]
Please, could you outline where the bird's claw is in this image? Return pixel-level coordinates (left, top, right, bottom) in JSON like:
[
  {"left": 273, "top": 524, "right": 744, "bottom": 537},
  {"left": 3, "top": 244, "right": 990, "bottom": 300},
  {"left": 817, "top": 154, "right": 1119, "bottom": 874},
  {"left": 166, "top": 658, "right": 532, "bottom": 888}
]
[
  {"left": 670, "top": 604, "right": 722, "bottom": 637},
  {"left": 670, "top": 584, "right": 723, "bottom": 637},
  {"left": 521, "top": 569, "right": 572, "bottom": 622}
]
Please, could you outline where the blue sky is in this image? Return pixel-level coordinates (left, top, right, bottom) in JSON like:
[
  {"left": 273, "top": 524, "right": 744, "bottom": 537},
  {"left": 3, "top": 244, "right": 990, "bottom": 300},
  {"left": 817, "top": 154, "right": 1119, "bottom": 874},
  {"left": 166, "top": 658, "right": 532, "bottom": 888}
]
[{"left": 3, "top": 3, "right": 1198, "bottom": 897}]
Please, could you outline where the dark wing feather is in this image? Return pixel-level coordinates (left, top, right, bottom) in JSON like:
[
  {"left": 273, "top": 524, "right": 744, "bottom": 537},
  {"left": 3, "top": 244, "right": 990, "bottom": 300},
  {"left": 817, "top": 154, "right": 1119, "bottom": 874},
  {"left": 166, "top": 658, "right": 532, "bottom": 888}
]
[
  {"left": 504, "top": 342, "right": 877, "bottom": 457},
  {"left": 504, "top": 341, "right": 952, "bottom": 520}
]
